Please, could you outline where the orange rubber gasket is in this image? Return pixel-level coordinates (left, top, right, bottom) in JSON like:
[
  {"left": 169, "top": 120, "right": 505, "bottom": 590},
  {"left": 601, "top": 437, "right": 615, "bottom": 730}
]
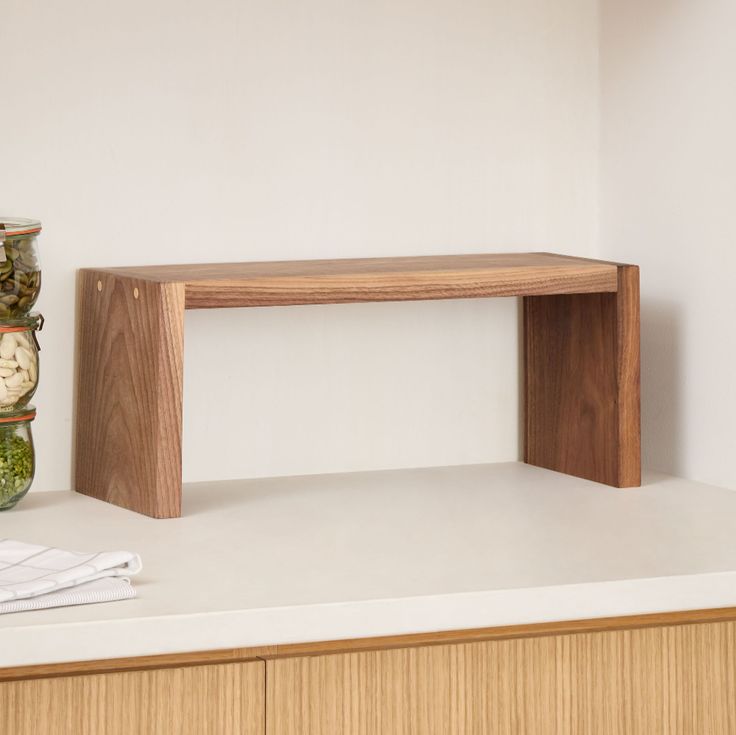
[
  {"left": 0, "top": 326, "right": 36, "bottom": 333},
  {"left": 0, "top": 411, "right": 35, "bottom": 423},
  {"left": 1, "top": 227, "right": 41, "bottom": 237}
]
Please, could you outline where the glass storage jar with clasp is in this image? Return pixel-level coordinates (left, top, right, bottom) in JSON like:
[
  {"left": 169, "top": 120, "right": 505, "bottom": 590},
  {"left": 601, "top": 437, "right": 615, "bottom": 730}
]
[
  {"left": 0, "top": 217, "right": 42, "bottom": 317},
  {"left": 0, "top": 314, "right": 42, "bottom": 412},
  {"left": 0, "top": 406, "right": 36, "bottom": 511}
]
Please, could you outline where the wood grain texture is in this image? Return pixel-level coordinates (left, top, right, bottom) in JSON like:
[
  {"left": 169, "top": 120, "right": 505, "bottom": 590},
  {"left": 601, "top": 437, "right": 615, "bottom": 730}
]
[
  {"left": 74, "top": 270, "right": 185, "bottom": 517},
  {"left": 90, "top": 253, "right": 619, "bottom": 308},
  {"left": 4, "top": 606, "right": 736, "bottom": 682},
  {"left": 0, "top": 661, "right": 264, "bottom": 735},
  {"left": 267, "top": 621, "right": 736, "bottom": 735},
  {"left": 524, "top": 264, "right": 640, "bottom": 487},
  {"left": 615, "top": 265, "right": 641, "bottom": 486},
  {"left": 0, "top": 649, "right": 267, "bottom": 683}
]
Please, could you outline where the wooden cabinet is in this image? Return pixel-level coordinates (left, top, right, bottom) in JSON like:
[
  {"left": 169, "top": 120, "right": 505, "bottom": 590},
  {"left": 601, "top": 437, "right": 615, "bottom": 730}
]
[
  {"left": 266, "top": 621, "right": 736, "bottom": 734},
  {"left": 0, "top": 661, "right": 264, "bottom": 735},
  {"left": 2, "top": 612, "right": 735, "bottom": 734}
]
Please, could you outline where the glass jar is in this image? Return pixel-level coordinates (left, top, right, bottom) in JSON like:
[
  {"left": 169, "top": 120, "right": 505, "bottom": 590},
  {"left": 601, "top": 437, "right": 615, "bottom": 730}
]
[
  {"left": 0, "top": 407, "right": 36, "bottom": 511},
  {"left": 0, "top": 217, "right": 42, "bottom": 317},
  {"left": 0, "top": 314, "right": 42, "bottom": 411}
]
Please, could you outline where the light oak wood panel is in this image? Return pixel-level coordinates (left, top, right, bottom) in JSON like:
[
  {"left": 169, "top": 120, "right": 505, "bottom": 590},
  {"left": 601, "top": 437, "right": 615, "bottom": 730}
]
[
  {"left": 90, "top": 252, "right": 619, "bottom": 308},
  {"left": 524, "top": 264, "right": 640, "bottom": 487},
  {"left": 0, "top": 661, "right": 264, "bottom": 735},
  {"left": 266, "top": 620, "right": 736, "bottom": 734}
]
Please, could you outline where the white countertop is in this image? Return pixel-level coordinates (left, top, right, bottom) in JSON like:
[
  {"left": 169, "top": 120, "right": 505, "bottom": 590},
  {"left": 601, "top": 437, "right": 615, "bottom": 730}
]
[{"left": 2, "top": 462, "right": 736, "bottom": 668}]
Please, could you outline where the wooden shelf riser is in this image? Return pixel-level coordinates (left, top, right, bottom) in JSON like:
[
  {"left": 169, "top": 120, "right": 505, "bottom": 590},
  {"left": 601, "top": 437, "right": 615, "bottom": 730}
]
[{"left": 74, "top": 254, "right": 640, "bottom": 517}]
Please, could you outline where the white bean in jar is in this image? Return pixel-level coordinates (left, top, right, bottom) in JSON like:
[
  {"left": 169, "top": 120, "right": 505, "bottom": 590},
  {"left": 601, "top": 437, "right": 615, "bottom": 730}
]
[{"left": 0, "top": 314, "right": 42, "bottom": 411}]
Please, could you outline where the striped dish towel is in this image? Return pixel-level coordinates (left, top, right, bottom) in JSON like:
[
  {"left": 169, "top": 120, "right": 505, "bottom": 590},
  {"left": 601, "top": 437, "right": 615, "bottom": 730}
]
[{"left": 0, "top": 539, "right": 142, "bottom": 614}]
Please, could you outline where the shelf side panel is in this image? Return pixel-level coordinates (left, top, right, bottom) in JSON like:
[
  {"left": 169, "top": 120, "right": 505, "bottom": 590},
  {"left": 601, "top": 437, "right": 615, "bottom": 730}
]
[
  {"left": 74, "top": 271, "right": 185, "bottom": 517},
  {"left": 524, "top": 264, "right": 640, "bottom": 487}
]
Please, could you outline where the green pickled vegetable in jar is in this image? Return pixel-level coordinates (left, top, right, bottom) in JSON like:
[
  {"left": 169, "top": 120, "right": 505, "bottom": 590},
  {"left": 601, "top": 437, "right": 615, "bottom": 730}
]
[{"left": 0, "top": 406, "right": 36, "bottom": 510}]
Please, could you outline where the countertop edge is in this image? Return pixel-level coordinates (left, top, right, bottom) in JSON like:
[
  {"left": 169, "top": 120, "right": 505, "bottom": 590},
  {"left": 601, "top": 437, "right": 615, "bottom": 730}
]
[{"left": 2, "top": 571, "right": 736, "bottom": 669}]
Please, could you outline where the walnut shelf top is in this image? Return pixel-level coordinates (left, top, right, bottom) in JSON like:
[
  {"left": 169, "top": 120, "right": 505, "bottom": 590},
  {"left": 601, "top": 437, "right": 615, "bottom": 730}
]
[{"left": 88, "top": 252, "right": 620, "bottom": 309}]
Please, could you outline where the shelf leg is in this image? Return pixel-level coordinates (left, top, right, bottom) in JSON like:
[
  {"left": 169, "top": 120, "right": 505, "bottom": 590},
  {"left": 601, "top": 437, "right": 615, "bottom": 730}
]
[
  {"left": 74, "top": 271, "right": 185, "bottom": 517},
  {"left": 524, "top": 265, "right": 641, "bottom": 487}
]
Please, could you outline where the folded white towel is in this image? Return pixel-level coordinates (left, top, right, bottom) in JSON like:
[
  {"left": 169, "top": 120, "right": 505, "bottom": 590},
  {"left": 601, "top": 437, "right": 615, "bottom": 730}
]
[
  {"left": 0, "top": 577, "right": 136, "bottom": 614},
  {"left": 0, "top": 539, "right": 142, "bottom": 614}
]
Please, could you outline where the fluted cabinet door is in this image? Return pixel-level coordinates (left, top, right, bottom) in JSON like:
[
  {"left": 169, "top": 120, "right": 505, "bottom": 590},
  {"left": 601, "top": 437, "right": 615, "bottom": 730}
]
[
  {"left": 1, "top": 661, "right": 265, "bottom": 735},
  {"left": 266, "top": 621, "right": 736, "bottom": 735}
]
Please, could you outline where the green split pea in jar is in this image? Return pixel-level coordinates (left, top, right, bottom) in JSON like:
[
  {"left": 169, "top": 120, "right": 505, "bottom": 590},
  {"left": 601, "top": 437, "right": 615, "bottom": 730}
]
[
  {"left": 0, "top": 217, "right": 42, "bottom": 318},
  {"left": 0, "top": 406, "right": 36, "bottom": 511}
]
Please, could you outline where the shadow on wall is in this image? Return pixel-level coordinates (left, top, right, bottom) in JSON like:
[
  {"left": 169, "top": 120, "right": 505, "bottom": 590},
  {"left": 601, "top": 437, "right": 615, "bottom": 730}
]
[{"left": 641, "top": 299, "right": 682, "bottom": 476}]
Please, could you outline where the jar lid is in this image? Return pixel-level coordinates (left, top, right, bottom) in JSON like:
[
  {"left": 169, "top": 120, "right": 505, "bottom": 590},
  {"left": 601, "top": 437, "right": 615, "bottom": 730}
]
[
  {"left": 0, "top": 218, "right": 42, "bottom": 237},
  {"left": 0, "top": 312, "right": 43, "bottom": 332},
  {"left": 0, "top": 406, "right": 35, "bottom": 423}
]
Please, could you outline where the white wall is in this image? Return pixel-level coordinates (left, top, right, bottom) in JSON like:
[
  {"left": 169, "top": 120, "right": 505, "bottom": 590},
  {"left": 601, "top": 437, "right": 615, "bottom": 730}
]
[
  {"left": 600, "top": 0, "right": 736, "bottom": 489},
  {"left": 2, "top": 0, "right": 598, "bottom": 490}
]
